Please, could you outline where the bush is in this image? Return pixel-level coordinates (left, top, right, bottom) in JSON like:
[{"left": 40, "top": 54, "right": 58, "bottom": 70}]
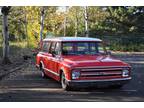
[{"left": 99, "top": 36, "right": 144, "bottom": 52}]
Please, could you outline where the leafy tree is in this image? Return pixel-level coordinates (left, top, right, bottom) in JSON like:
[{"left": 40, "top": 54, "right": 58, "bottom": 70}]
[
  {"left": 106, "top": 6, "right": 144, "bottom": 36},
  {"left": 66, "top": 7, "right": 84, "bottom": 36},
  {"left": 1, "top": 6, "right": 144, "bottom": 53}
]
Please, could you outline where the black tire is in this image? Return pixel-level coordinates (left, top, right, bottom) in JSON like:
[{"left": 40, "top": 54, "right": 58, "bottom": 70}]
[
  {"left": 61, "top": 72, "right": 71, "bottom": 91},
  {"left": 40, "top": 64, "right": 47, "bottom": 78}
]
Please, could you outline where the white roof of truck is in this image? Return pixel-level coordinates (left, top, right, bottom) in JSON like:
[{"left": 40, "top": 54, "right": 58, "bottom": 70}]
[{"left": 43, "top": 37, "right": 102, "bottom": 42}]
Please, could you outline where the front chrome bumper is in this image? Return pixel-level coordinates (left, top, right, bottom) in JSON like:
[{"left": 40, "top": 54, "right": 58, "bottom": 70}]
[{"left": 66, "top": 77, "right": 131, "bottom": 88}]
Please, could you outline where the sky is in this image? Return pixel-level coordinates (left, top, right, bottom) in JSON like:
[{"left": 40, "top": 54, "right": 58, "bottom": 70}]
[
  {"left": 58, "top": 6, "right": 67, "bottom": 12},
  {"left": 58, "top": 6, "right": 71, "bottom": 12}
]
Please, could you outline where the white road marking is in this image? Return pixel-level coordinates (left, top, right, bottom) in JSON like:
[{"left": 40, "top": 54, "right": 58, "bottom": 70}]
[
  {"left": 119, "top": 89, "right": 137, "bottom": 92},
  {"left": 0, "top": 87, "right": 137, "bottom": 93},
  {"left": 0, "top": 88, "right": 105, "bottom": 94},
  {"left": 125, "top": 61, "right": 144, "bottom": 64},
  {"left": 0, "top": 88, "right": 62, "bottom": 92}
]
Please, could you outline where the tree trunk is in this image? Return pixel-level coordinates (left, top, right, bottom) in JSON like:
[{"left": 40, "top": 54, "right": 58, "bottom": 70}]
[
  {"left": 2, "top": 13, "right": 11, "bottom": 64},
  {"left": 64, "top": 6, "right": 68, "bottom": 37},
  {"left": 40, "top": 7, "right": 45, "bottom": 47},
  {"left": 63, "top": 16, "right": 66, "bottom": 37},
  {"left": 84, "top": 6, "right": 89, "bottom": 37},
  {"left": 24, "top": 7, "right": 29, "bottom": 48},
  {"left": 75, "top": 8, "right": 78, "bottom": 37}
]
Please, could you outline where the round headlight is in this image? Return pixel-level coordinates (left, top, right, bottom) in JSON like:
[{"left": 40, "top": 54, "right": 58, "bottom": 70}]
[
  {"left": 72, "top": 69, "right": 80, "bottom": 79},
  {"left": 122, "top": 69, "right": 129, "bottom": 77}
]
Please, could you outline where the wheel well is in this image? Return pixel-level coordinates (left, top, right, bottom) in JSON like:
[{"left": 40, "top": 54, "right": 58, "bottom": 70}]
[
  {"left": 59, "top": 69, "right": 63, "bottom": 81},
  {"left": 39, "top": 62, "right": 42, "bottom": 70}
]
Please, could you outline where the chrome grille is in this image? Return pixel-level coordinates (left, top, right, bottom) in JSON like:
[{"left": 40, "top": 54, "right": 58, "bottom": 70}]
[{"left": 80, "top": 68, "right": 122, "bottom": 78}]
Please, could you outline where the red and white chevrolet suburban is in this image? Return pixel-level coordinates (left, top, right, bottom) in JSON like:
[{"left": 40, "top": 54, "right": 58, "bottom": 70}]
[{"left": 36, "top": 37, "right": 131, "bottom": 90}]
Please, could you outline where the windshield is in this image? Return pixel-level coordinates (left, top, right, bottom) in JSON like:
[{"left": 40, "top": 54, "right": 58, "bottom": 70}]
[{"left": 62, "top": 42, "right": 106, "bottom": 55}]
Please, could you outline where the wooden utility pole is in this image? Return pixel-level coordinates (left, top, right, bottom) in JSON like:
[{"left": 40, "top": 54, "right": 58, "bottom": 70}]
[
  {"left": 84, "top": 6, "right": 89, "bottom": 37},
  {"left": 40, "top": 7, "right": 45, "bottom": 47},
  {"left": 1, "top": 6, "right": 11, "bottom": 64}
]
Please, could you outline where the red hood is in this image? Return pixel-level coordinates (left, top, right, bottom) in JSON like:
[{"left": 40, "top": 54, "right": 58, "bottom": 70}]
[{"left": 62, "top": 55, "right": 129, "bottom": 67}]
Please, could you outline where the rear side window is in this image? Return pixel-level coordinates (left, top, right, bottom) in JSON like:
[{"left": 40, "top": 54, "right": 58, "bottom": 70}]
[
  {"left": 49, "top": 42, "right": 56, "bottom": 54},
  {"left": 42, "top": 41, "right": 51, "bottom": 52},
  {"left": 54, "top": 42, "right": 61, "bottom": 55}
]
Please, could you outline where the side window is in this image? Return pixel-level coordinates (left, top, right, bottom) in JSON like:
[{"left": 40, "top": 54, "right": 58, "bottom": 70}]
[
  {"left": 42, "top": 42, "right": 48, "bottom": 52},
  {"left": 47, "top": 42, "right": 52, "bottom": 53},
  {"left": 54, "top": 42, "right": 61, "bottom": 55},
  {"left": 49, "top": 42, "right": 56, "bottom": 54},
  {"left": 89, "top": 43, "right": 99, "bottom": 54},
  {"left": 42, "top": 41, "right": 51, "bottom": 53},
  {"left": 97, "top": 43, "right": 105, "bottom": 53}
]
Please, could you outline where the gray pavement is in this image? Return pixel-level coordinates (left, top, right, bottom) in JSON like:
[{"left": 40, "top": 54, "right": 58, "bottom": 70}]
[{"left": 0, "top": 54, "right": 144, "bottom": 102}]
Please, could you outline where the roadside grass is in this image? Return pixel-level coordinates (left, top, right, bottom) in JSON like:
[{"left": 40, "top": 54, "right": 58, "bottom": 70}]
[
  {"left": 0, "top": 40, "right": 34, "bottom": 63},
  {"left": 0, "top": 41, "right": 26, "bottom": 55}
]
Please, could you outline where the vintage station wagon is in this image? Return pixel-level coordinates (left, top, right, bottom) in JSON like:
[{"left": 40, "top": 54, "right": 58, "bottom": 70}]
[{"left": 36, "top": 37, "right": 131, "bottom": 90}]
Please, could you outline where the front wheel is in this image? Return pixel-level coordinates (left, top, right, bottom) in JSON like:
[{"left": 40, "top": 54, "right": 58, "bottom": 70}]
[
  {"left": 61, "top": 72, "right": 71, "bottom": 91},
  {"left": 41, "top": 67, "right": 47, "bottom": 78}
]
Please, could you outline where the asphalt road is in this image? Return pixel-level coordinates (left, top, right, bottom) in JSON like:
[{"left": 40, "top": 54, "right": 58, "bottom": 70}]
[{"left": 0, "top": 54, "right": 144, "bottom": 102}]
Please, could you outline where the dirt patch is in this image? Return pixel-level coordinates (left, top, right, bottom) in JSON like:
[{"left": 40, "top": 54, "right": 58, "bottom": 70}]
[{"left": 0, "top": 48, "right": 34, "bottom": 79}]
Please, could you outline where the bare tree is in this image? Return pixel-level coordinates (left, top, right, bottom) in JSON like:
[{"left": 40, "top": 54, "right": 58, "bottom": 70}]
[
  {"left": 40, "top": 7, "right": 45, "bottom": 47},
  {"left": 75, "top": 7, "right": 78, "bottom": 37},
  {"left": 84, "top": 6, "right": 89, "bottom": 37},
  {"left": 23, "top": 7, "right": 29, "bottom": 48},
  {"left": 1, "top": 6, "right": 11, "bottom": 64},
  {"left": 63, "top": 6, "right": 68, "bottom": 37}
]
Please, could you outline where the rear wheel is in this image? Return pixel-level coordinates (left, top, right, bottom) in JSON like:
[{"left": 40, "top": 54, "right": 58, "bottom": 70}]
[{"left": 61, "top": 72, "right": 71, "bottom": 91}]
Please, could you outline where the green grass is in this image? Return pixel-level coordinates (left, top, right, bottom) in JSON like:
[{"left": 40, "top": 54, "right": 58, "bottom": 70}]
[
  {"left": 10, "top": 41, "right": 27, "bottom": 49},
  {"left": 0, "top": 41, "right": 30, "bottom": 58}
]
